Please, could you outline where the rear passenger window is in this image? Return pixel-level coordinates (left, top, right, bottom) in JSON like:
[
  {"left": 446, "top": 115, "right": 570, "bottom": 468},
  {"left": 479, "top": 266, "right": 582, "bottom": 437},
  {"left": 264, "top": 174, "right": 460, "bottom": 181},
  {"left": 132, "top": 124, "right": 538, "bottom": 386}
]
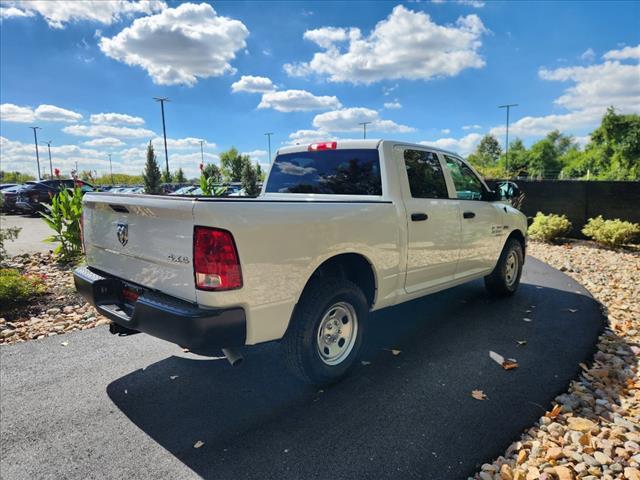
[{"left": 403, "top": 149, "right": 448, "bottom": 199}]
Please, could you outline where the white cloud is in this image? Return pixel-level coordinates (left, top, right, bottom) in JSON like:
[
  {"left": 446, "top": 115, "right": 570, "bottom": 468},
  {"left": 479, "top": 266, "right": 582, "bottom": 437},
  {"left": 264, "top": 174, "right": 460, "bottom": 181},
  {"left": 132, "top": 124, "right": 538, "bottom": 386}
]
[
  {"left": 420, "top": 133, "right": 483, "bottom": 156},
  {"left": 149, "top": 136, "right": 214, "bottom": 150},
  {"left": 383, "top": 101, "right": 402, "bottom": 109},
  {"left": 99, "top": 3, "right": 249, "bottom": 86},
  {"left": 258, "top": 90, "right": 341, "bottom": 112},
  {"left": 284, "top": 5, "right": 487, "bottom": 84},
  {"left": 462, "top": 124, "right": 482, "bottom": 130},
  {"left": 441, "top": 128, "right": 451, "bottom": 134},
  {"left": 1, "top": 103, "right": 82, "bottom": 123},
  {"left": 90, "top": 112, "right": 144, "bottom": 126},
  {"left": 538, "top": 60, "right": 640, "bottom": 111},
  {"left": 312, "top": 107, "right": 414, "bottom": 133},
  {"left": 286, "top": 129, "right": 335, "bottom": 145},
  {"left": 1, "top": 0, "right": 166, "bottom": 29},
  {"left": 0, "top": 5, "right": 34, "bottom": 18},
  {"left": 83, "top": 137, "right": 126, "bottom": 147},
  {"left": 489, "top": 108, "right": 605, "bottom": 138},
  {"left": 63, "top": 124, "right": 155, "bottom": 138},
  {"left": 231, "top": 75, "right": 275, "bottom": 93},
  {"left": 456, "top": 0, "right": 485, "bottom": 7},
  {"left": 580, "top": 48, "right": 595, "bottom": 62},
  {"left": 603, "top": 44, "right": 640, "bottom": 60},
  {"left": 242, "top": 149, "right": 267, "bottom": 161}
]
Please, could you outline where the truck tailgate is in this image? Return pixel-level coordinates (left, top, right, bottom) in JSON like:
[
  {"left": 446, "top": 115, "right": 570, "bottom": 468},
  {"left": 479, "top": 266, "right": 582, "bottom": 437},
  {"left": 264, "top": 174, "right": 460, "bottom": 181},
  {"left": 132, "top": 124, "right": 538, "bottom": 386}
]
[{"left": 83, "top": 193, "right": 197, "bottom": 302}]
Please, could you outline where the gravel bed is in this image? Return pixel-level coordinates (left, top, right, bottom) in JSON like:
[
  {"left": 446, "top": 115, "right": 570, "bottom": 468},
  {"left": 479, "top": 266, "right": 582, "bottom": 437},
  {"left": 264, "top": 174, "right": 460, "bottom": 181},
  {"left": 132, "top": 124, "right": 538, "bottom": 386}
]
[
  {"left": 0, "top": 253, "right": 108, "bottom": 344},
  {"left": 473, "top": 240, "right": 640, "bottom": 480}
]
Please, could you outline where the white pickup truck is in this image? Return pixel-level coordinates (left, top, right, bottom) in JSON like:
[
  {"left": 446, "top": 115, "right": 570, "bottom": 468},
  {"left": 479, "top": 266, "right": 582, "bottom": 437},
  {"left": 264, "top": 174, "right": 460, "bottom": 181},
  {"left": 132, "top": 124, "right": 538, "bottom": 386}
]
[{"left": 74, "top": 140, "right": 527, "bottom": 384}]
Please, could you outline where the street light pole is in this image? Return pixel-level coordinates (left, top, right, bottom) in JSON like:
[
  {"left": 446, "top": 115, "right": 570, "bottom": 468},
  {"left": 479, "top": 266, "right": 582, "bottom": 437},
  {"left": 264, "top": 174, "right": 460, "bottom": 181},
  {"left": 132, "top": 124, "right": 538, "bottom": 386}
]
[
  {"left": 358, "top": 121, "right": 371, "bottom": 139},
  {"left": 46, "top": 140, "right": 53, "bottom": 178},
  {"left": 199, "top": 140, "right": 205, "bottom": 165},
  {"left": 108, "top": 153, "right": 114, "bottom": 184},
  {"left": 264, "top": 132, "right": 274, "bottom": 163},
  {"left": 498, "top": 103, "right": 518, "bottom": 176},
  {"left": 30, "top": 126, "right": 42, "bottom": 180},
  {"left": 153, "top": 97, "right": 170, "bottom": 175}
]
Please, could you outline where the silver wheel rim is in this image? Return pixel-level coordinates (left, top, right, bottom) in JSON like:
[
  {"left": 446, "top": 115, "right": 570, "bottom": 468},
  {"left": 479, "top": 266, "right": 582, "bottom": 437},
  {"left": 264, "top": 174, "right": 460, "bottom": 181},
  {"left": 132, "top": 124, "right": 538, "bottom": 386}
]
[
  {"left": 316, "top": 302, "right": 358, "bottom": 366},
  {"left": 505, "top": 250, "right": 518, "bottom": 287}
]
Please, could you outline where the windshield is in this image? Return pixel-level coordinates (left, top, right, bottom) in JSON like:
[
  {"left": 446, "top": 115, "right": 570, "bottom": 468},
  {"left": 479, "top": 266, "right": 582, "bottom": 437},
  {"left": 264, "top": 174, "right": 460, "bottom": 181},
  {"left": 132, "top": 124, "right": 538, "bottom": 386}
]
[{"left": 266, "top": 149, "right": 382, "bottom": 195}]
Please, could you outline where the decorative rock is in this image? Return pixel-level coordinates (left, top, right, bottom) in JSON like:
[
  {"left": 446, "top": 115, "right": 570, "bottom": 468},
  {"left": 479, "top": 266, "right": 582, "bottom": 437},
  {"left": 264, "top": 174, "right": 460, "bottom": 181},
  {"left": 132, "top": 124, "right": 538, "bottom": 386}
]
[
  {"left": 567, "top": 417, "right": 597, "bottom": 432},
  {"left": 594, "top": 451, "right": 612, "bottom": 465}
]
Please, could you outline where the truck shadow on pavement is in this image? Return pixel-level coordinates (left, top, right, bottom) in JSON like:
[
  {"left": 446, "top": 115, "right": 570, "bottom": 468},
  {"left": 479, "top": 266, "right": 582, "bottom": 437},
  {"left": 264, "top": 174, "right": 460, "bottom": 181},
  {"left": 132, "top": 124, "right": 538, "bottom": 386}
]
[{"left": 106, "top": 258, "right": 606, "bottom": 480}]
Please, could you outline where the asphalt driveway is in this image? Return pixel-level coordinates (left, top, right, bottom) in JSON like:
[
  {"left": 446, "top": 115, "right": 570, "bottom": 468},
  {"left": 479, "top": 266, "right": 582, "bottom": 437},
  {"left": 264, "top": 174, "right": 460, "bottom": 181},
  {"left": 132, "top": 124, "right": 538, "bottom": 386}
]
[{"left": 0, "top": 257, "right": 604, "bottom": 479}]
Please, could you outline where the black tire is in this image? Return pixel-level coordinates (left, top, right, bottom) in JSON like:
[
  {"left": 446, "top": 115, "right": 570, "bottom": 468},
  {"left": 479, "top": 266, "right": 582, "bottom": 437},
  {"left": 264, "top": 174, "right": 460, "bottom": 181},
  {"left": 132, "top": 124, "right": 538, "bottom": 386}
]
[
  {"left": 484, "top": 238, "right": 524, "bottom": 297},
  {"left": 282, "top": 277, "right": 368, "bottom": 385}
]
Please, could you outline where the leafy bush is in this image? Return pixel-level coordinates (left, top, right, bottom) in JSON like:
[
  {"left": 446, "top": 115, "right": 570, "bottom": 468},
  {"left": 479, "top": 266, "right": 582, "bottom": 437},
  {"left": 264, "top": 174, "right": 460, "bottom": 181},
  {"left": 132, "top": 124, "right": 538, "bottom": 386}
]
[
  {"left": 0, "top": 226, "right": 20, "bottom": 262},
  {"left": 582, "top": 216, "right": 640, "bottom": 247},
  {"left": 41, "top": 187, "right": 83, "bottom": 262},
  {"left": 0, "top": 268, "right": 46, "bottom": 311},
  {"left": 528, "top": 212, "right": 572, "bottom": 242}
]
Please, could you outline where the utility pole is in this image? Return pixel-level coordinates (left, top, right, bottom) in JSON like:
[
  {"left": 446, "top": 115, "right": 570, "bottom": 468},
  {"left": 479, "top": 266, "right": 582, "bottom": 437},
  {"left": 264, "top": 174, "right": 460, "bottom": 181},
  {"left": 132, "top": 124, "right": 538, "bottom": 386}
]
[
  {"left": 199, "top": 140, "right": 205, "bottom": 165},
  {"left": 108, "top": 153, "right": 114, "bottom": 184},
  {"left": 264, "top": 132, "right": 274, "bottom": 163},
  {"left": 358, "top": 121, "right": 371, "bottom": 139},
  {"left": 498, "top": 104, "right": 518, "bottom": 176},
  {"left": 153, "top": 97, "right": 170, "bottom": 175},
  {"left": 30, "top": 126, "right": 42, "bottom": 180},
  {"left": 46, "top": 140, "right": 53, "bottom": 178}
]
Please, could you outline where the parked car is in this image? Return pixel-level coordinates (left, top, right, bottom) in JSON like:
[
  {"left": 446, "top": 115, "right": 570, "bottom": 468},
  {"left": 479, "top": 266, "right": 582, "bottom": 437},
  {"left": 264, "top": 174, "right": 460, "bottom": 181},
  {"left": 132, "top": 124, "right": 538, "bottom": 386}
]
[
  {"left": 0, "top": 184, "right": 25, "bottom": 213},
  {"left": 15, "top": 179, "right": 93, "bottom": 213},
  {"left": 74, "top": 140, "right": 526, "bottom": 385},
  {"left": 169, "top": 185, "right": 198, "bottom": 195},
  {"left": 0, "top": 183, "right": 18, "bottom": 191}
]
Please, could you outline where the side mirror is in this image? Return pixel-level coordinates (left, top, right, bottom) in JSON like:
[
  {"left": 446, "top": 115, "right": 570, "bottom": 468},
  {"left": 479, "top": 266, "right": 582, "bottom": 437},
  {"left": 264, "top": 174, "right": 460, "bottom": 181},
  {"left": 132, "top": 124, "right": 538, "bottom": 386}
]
[{"left": 497, "top": 181, "right": 520, "bottom": 201}]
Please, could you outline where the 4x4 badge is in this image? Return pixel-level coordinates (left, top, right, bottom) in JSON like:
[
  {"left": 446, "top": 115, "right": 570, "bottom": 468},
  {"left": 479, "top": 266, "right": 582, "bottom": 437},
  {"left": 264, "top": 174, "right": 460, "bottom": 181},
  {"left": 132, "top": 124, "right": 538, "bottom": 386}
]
[{"left": 116, "top": 223, "right": 128, "bottom": 247}]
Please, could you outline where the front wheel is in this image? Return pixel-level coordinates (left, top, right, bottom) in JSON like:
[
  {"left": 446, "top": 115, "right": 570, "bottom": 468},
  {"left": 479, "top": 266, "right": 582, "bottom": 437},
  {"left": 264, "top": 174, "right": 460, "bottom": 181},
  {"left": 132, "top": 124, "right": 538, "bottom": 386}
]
[
  {"left": 484, "top": 238, "right": 524, "bottom": 297},
  {"left": 282, "top": 278, "right": 368, "bottom": 385}
]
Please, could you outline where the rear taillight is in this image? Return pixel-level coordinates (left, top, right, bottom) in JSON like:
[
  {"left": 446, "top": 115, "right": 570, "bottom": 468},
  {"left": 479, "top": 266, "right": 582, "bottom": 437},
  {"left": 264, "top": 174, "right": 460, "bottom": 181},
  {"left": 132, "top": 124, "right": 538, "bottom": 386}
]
[
  {"left": 308, "top": 141, "right": 337, "bottom": 151},
  {"left": 193, "top": 227, "right": 242, "bottom": 291}
]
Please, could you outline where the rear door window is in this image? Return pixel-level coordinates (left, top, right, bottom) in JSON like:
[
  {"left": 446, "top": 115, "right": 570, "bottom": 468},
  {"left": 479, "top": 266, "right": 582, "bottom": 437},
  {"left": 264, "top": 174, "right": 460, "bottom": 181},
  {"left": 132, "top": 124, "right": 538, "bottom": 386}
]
[
  {"left": 403, "top": 149, "right": 449, "bottom": 199},
  {"left": 266, "top": 149, "right": 382, "bottom": 195}
]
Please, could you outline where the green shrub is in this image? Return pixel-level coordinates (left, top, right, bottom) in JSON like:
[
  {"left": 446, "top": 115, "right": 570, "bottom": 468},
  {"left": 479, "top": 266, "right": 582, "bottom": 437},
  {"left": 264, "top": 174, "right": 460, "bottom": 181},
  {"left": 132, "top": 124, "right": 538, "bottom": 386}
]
[
  {"left": 0, "top": 226, "right": 21, "bottom": 262},
  {"left": 0, "top": 268, "right": 46, "bottom": 311},
  {"left": 528, "top": 212, "right": 572, "bottom": 242},
  {"left": 41, "top": 187, "right": 83, "bottom": 262},
  {"left": 582, "top": 216, "right": 640, "bottom": 247}
]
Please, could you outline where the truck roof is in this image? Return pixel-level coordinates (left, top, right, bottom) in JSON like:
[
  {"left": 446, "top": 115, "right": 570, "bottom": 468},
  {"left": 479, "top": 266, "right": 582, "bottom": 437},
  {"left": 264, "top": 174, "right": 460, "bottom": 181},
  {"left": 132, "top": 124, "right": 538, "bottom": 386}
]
[{"left": 276, "top": 139, "right": 461, "bottom": 158}]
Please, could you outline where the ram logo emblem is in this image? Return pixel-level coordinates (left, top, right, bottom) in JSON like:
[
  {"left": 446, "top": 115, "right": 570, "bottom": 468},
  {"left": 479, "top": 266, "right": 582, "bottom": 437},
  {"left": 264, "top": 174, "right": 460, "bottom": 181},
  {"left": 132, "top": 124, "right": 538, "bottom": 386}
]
[{"left": 116, "top": 223, "right": 128, "bottom": 247}]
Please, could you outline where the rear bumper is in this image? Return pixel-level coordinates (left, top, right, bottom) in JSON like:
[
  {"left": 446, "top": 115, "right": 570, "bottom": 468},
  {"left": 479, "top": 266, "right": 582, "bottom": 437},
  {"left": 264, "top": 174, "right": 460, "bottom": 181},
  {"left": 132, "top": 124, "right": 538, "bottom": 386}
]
[{"left": 73, "top": 266, "right": 246, "bottom": 354}]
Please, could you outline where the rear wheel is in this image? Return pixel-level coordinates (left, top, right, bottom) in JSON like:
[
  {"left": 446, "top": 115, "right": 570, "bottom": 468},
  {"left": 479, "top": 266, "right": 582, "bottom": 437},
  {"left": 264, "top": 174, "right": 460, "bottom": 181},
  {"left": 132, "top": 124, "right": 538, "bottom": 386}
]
[
  {"left": 282, "top": 278, "right": 367, "bottom": 385},
  {"left": 484, "top": 238, "right": 524, "bottom": 297}
]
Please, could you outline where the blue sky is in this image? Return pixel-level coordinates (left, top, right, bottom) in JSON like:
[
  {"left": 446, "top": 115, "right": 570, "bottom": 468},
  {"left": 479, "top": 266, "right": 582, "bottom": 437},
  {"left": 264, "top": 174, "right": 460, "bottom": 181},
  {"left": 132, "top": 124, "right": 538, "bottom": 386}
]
[{"left": 1, "top": 0, "right": 639, "bottom": 179}]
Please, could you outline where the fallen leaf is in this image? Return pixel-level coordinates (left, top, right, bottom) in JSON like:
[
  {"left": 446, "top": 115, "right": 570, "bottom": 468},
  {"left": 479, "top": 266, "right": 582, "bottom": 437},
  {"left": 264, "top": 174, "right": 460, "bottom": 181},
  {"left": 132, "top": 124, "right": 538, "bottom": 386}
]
[
  {"left": 60, "top": 341, "right": 69, "bottom": 347},
  {"left": 502, "top": 359, "right": 519, "bottom": 370},
  {"left": 516, "top": 339, "right": 527, "bottom": 346},
  {"left": 284, "top": 449, "right": 289, "bottom": 453},
  {"left": 525, "top": 309, "right": 532, "bottom": 313},
  {"left": 471, "top": 390, "right": 487, "bottom": 400},
  {"left": 361, "top": 361, "right": 371, "bottom": 366},
  {"left": 389, "top": 349, "right": 401, "bottom": 356},
  {"left": 546, "top": 404, "right": 562, "bottom": 418},
  {"left": 193, "top": 440, "right": 204, "bottom": 449},
  {"left": 490, "top": 350, "right": 505, "bottom": 365},
  {"left": 169, "top": 375, "right": 179, "bottom": 380},
  {"left": 523, "top": 318, "right": 533, "bottom": 322},
  {"left": 567, "top": 308, "right": 578, "bottom": 313}
]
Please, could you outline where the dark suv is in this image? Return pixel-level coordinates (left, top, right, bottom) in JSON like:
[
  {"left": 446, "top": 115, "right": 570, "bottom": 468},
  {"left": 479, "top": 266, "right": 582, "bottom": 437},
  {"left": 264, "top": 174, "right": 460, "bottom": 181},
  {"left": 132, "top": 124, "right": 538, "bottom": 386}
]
[{"left": 15, "top": 179, "right": 93, "bottom": 214}]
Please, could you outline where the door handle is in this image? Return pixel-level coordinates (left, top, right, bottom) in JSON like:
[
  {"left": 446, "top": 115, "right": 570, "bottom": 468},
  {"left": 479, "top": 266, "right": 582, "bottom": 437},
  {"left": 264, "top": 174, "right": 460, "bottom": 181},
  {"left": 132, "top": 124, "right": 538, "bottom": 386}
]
[
  {"left": 463, "top": 211, "right": 476, "bottom": 219},
  {"left": 411, "top": 212, "right": 428, "bottom": 222}
]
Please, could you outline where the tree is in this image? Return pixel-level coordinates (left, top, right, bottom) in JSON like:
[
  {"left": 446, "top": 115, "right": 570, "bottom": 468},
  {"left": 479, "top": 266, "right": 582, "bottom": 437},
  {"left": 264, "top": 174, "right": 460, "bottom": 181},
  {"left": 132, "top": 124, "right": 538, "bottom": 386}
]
[
  {"left": 143, "top": 142, "right": 162, "bottom": 194},
  {"left": 467, "top": 134, "right": 502, "bottom": 169},
  {"left": 161, "top": 169, "right": 172, "bottom": 184},
  {"left": 220, "top": 147, "right": 251, "bottom": 182},
  {"left": 202, "top": 163, "right": 222, "bottom": 183},
  {"left": 241, "top": 162, "right": 260, "bottom": 196},
  {"left": 589, "top": 107, "right": 640, "bottom": 180},
  {"left": 174, "top": 168, "right": 186, "bottom": 183}
]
